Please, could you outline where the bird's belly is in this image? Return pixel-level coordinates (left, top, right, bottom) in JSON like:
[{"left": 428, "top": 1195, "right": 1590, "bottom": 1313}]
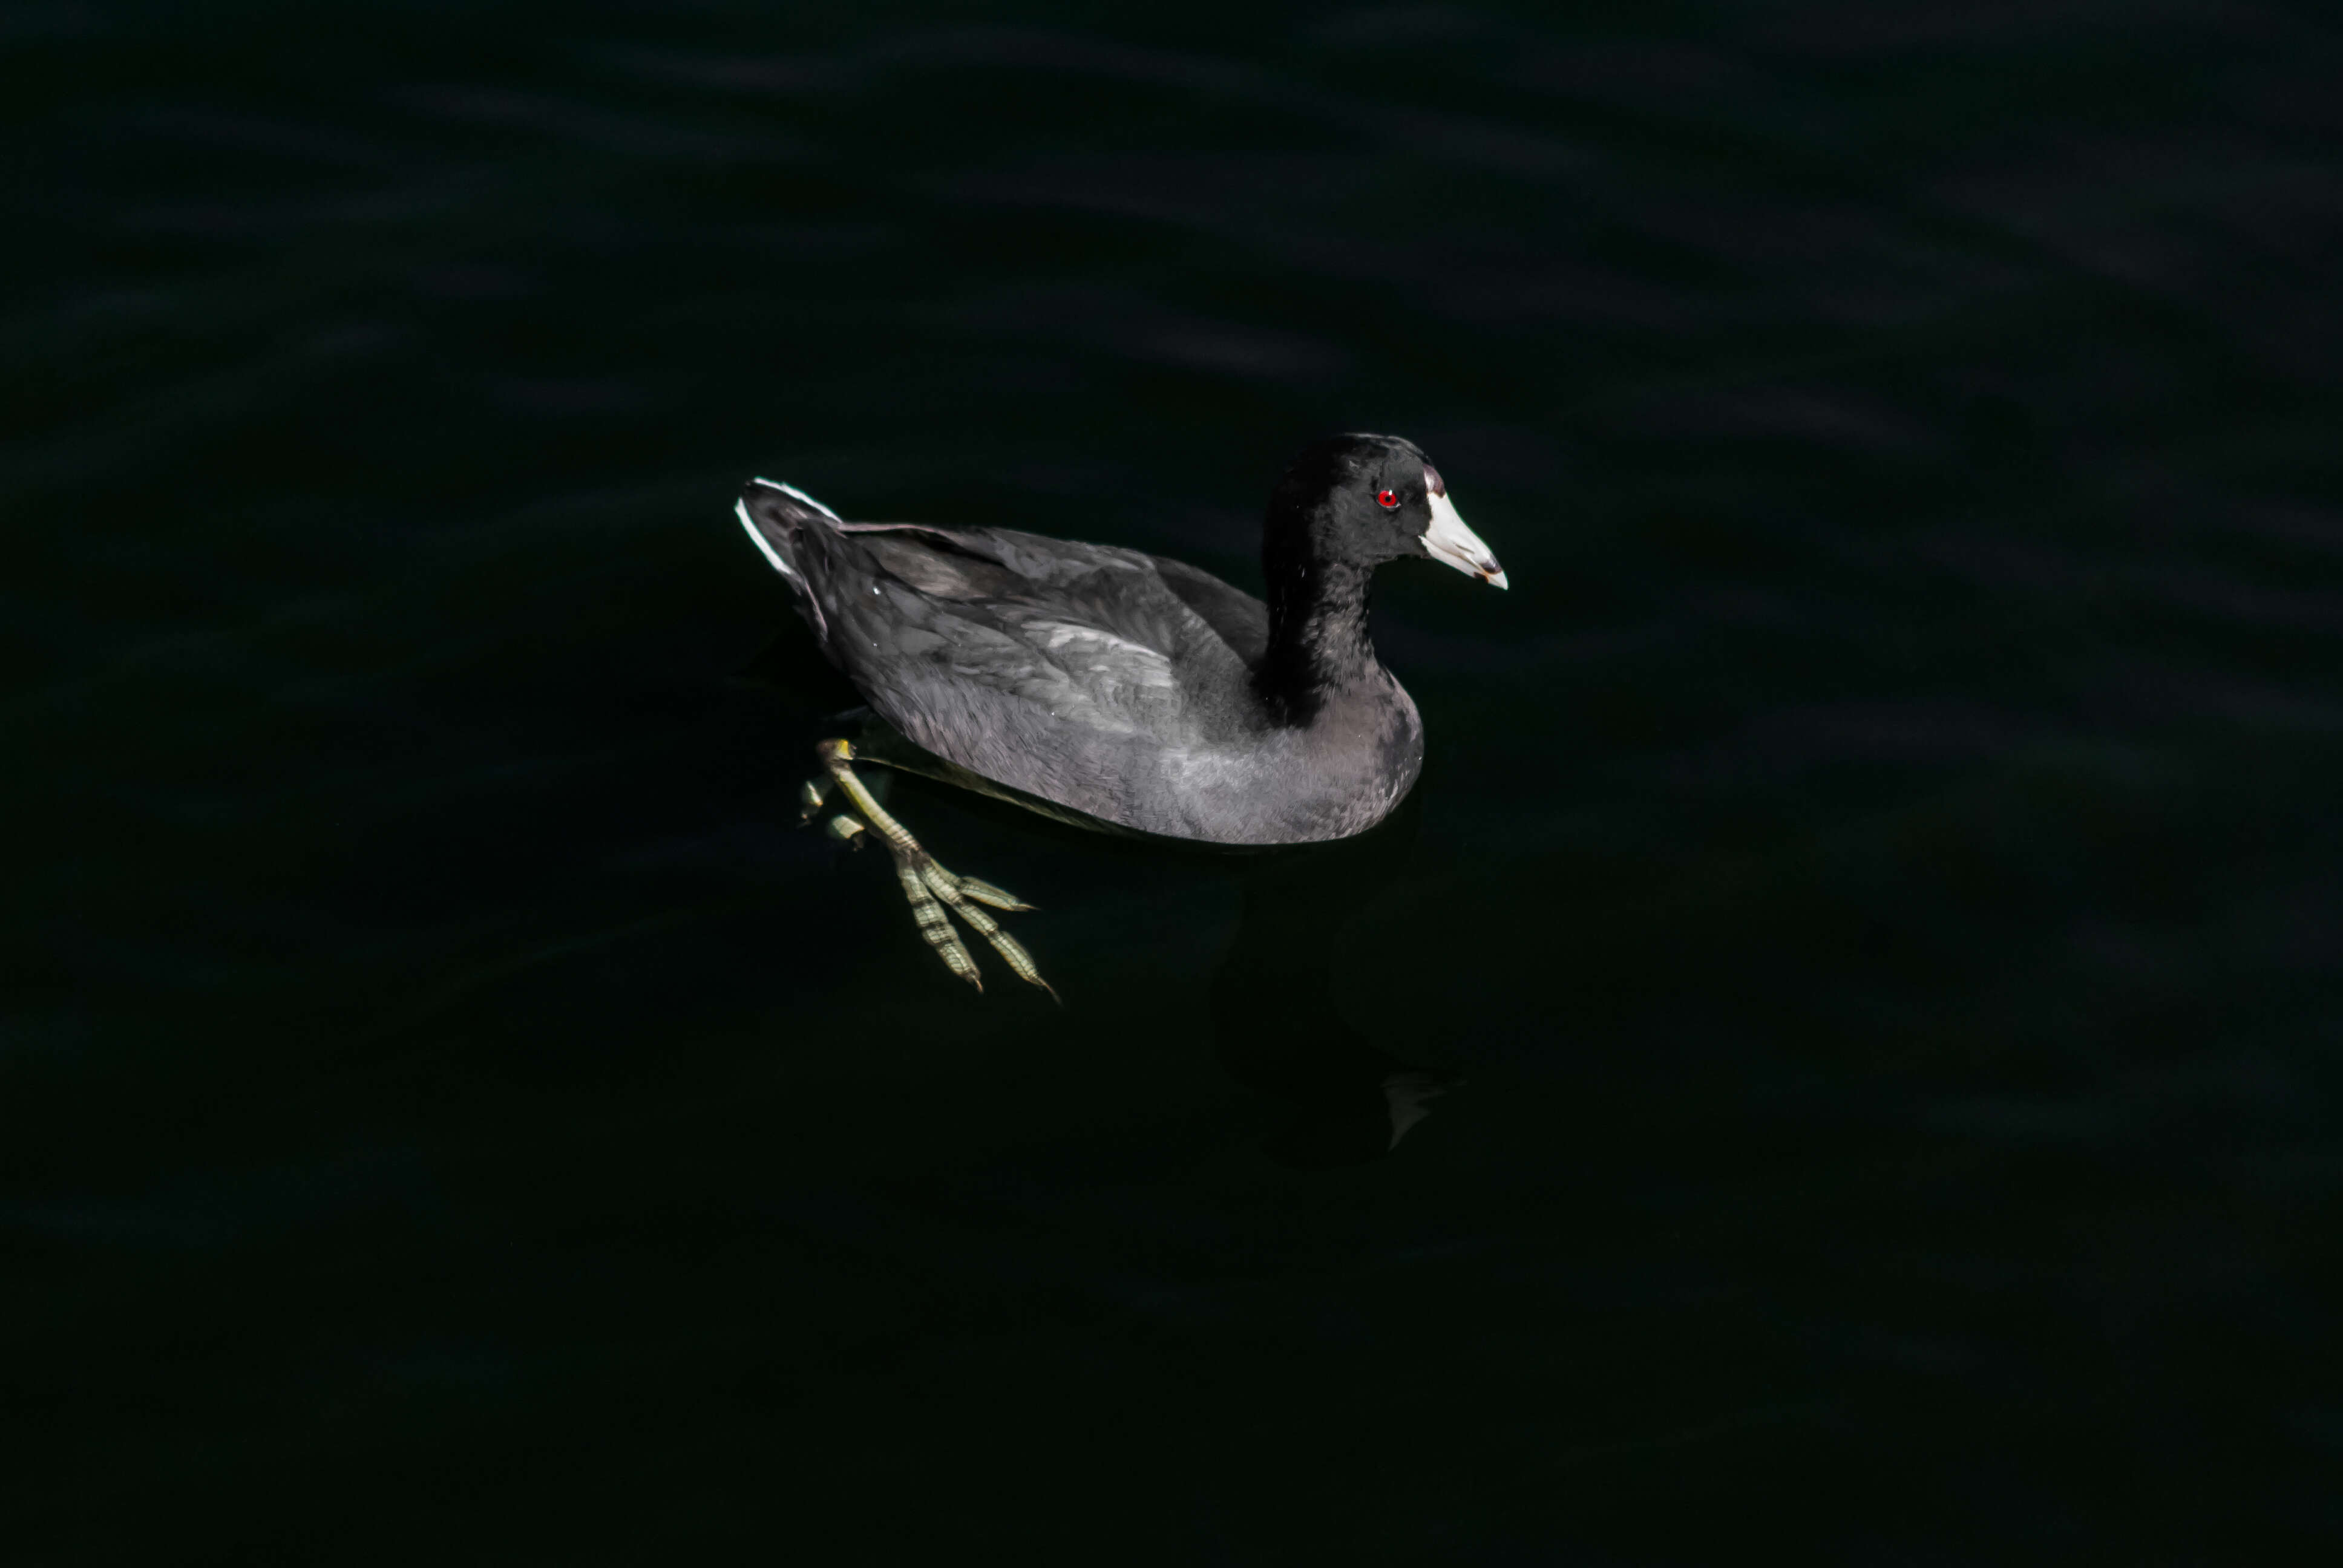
[
  {"left": 879, "top": 675, "right": 1423, "bottom": 847},
  {"left": 1141, "top": 718, "right": 1423, "bottom": 846}
]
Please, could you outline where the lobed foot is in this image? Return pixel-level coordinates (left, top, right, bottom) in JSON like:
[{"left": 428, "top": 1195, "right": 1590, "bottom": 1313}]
[{"left": 807, "top": 738, "right": 1057, "bottom": 1002}]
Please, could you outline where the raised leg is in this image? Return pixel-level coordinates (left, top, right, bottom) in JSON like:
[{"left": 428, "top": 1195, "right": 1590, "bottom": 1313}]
[{"left": 811, "top": 738, "right": 1057, "bottom": 1001}]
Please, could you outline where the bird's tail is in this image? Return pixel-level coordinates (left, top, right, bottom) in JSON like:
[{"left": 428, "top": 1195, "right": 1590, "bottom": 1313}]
[{"left": 735, "top": 477, "right": 843, "bottom": 640}]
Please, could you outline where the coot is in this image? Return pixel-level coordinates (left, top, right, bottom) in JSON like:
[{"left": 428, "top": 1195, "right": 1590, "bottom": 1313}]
[{"left": 736, "top": 433, "right": 1507, "bottom": 995}]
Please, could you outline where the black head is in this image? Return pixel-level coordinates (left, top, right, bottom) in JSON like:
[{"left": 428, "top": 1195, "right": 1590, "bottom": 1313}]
[{"left": 1264, "top": 433, "right": 1507, "bottom": 587}]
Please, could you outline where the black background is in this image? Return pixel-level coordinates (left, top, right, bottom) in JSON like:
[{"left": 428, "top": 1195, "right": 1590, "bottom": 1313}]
[{"left": 8, "top": 3, "right": 2341, "bottom": 1561}]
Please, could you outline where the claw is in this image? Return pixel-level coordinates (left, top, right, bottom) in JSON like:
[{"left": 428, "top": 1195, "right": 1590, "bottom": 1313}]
[
  {"left": 814, "top": 737, "right": 1055, "bottom": 999},
  {"left": 798, "top": 778, "right": 831, "bottom": 823},
  {"left": 897, "top": 858, "right": 981, "bottom": 989},
  {"left": 954, "top": 875, "right": 1034, "bottom": 912},
  {"left": 919, "top": 862, "right": 1058, "bottom": 1002}
]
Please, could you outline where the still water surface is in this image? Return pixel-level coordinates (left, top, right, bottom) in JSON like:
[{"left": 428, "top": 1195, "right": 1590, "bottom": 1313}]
[{"left": 9, "top": 4, "right": 2340, "bottom": 1559}]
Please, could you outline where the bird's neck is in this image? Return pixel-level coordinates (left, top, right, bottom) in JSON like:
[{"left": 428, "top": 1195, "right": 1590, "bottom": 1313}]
[{"left": 1254, "top": 555, "right": 1384, "bottom": 725}]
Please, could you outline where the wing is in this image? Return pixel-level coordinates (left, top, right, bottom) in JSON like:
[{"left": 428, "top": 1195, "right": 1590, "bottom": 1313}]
[
  {"left": 812, "top": 523, "right": 1265, "bottom": 822},
  {"left": 1150, "top": 555, "right": 1270, "bottom": 666}
]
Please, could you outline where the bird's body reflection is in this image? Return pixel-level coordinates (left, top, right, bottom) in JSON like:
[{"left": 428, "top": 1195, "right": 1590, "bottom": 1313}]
[
  {"left": 1210, "top": 782, "right": 1459, "bottom": 1168},
  {"left": 849, "top": 709, "right": 1460, "bottom": 1166}
]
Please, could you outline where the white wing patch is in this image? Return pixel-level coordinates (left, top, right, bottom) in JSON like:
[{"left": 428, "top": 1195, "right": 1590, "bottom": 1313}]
[{"left": 1021, "top": 619, "right": 1178, "bottom": 689}]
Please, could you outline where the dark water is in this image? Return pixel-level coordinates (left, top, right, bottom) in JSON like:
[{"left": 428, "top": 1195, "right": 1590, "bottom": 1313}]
[{"left": 10, "top": 4, "right": 2341, "bottom": 1559}]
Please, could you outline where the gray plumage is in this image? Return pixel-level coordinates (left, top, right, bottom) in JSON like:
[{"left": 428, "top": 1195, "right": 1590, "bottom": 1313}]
[{"left": 735, "top": 436, "right": 1505, "bottom": 846}]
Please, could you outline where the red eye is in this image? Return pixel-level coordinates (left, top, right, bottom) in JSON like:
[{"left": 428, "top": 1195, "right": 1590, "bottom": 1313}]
[{"left": 1376, "top": 489, "right": 1399, "bottom": 509}]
